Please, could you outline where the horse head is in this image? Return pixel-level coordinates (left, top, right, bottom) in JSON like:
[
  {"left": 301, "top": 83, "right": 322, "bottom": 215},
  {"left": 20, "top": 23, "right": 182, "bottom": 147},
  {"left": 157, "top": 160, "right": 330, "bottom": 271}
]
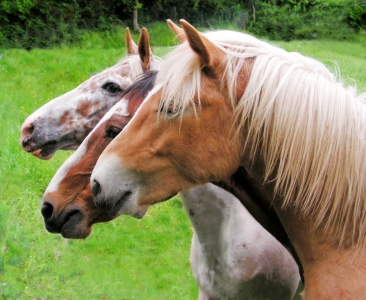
[
  {"left": 20, "top": 28, "right": 160, "bottom": 160},
  {"left": 41, "top": 71, "right": 156, "bottom": 238},
  {"left": 91, "top": 20, "right": 247, "bottom": 217}
]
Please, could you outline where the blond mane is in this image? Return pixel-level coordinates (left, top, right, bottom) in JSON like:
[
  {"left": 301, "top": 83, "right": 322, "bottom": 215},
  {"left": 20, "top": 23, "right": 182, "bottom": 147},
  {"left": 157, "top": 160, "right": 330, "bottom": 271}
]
[{"left": 156, "top": 30, "right": 366, "bottom": 247}]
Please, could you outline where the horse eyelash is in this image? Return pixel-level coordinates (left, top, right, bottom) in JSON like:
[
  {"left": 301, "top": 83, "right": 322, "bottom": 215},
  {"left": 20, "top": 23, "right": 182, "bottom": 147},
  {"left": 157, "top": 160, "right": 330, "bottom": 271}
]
[
  {"left": 160, "top": 102, "right": 182, "bottom": 117},
  {"left": 102, "top": 82, "right": 123, "bottom": 94}
]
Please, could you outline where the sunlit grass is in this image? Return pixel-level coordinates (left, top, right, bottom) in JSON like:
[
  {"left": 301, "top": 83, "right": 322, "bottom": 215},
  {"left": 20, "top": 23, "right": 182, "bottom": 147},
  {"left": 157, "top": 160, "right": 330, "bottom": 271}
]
[
  {"left": 272, "top": 37, "right": 366, "bottom": 90},
  {"left": 0, "top": 27, "right": 365, "bottom": 299},
  {"left": 0, "top": 42, "right": 195, "bottom": 299}
]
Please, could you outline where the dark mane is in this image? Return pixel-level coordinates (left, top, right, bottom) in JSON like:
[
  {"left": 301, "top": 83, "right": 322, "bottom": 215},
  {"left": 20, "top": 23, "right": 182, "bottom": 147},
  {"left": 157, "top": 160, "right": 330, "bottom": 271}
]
[{"left": 122, "top": 71, "right": 157, "bottom": 101}]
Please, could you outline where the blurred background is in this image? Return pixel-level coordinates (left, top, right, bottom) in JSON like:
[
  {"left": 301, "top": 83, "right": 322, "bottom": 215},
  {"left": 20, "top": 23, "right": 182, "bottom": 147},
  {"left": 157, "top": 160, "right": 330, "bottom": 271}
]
[{"left": 0, "top": 0, "right": 365, "bottom": 49}]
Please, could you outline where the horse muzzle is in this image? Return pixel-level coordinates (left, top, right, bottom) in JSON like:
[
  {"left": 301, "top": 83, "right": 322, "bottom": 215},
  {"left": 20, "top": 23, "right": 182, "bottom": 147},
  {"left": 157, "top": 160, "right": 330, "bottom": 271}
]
[
  {"left": 41, "top": 201, "right": 90, "bottom": 239},
  {"left": 20, "top": 119, "right": 60, "bottom": 159}
]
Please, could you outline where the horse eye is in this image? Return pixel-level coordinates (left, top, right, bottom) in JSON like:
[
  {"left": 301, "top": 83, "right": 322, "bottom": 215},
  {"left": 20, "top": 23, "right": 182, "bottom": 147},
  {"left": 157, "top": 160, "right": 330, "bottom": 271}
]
[
  {"left": 106, "top": 126, "right": 122, "bottom": 139},
  {"left": 160, "top": 102, "right": 181, "bottom": 116},
  {"left": 102, "top": 82, "right": 122, "bottom": 94}
]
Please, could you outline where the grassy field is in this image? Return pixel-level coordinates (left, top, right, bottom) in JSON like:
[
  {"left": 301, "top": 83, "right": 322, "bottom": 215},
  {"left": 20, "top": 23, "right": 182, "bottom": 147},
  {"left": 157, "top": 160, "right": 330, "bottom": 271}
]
[{"left": 0, "top": 26, "right": 365, "bottom": 299}]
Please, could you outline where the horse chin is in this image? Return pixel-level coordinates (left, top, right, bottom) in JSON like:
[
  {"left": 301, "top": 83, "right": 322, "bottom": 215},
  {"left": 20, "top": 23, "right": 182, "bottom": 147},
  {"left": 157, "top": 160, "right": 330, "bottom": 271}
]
[
  {"left": 60, "top": 221, "right": 91, "bottom": 239},
  {"left": 29, "top": 140, "right": 59, "bottom": 159},
  {"left": 132, "top": 205, "right": 149, "bottom": 219},
  {"left": 61, "top": 226, "right": 91, "bottom": 239},
  {"left": 103, "top": 191, "right": 143, "bottom": 219},
  {"left": 60, "top": 211, "right": 90, "bottom": 239},
  {"left": 32, "top": 148, "right": 55, "bottom": 160}
]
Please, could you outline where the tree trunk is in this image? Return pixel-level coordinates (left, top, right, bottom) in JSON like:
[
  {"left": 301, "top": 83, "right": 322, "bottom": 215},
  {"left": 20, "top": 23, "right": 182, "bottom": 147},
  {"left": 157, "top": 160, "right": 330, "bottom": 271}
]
[
  {"left": 133, "top": 6, "right": 141, "bottom": 32},
  {"left": 251, "top": 0, "right": 256, "bottom": 22}
]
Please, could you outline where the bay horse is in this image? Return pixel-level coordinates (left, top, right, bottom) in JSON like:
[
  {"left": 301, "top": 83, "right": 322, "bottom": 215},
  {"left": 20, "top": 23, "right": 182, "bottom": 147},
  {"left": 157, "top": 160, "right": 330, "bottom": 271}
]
[
  {"left": 20, "top": 28, "right": 161, "bottom": 160},
  {"left": 91, "top": 20, "right": 366, "bottom": 299},
  {"left": 41, "top": 71, "right": 301, "bottom": 299}
]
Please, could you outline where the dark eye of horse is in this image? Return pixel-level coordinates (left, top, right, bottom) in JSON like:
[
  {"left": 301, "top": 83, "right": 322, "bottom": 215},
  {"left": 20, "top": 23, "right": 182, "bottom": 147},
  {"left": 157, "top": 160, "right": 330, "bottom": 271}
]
[
  {"left": 106, "top": 126, "right": 122, "bottom": 139},
  {"left": 102, "top": 82, "right": 122, "bottom": 94},
  {"left": 160, "top": 102, "right": 181, "bottom": 116}
]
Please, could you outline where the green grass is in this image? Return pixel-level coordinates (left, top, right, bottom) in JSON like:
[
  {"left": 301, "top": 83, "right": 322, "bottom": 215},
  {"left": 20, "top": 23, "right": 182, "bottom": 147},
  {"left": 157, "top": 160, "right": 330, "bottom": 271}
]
[
  {"left": 0, "top": 44, "right": 195, "bottom": 299},
  {"left": 70, "top": 23, "right": 179, "bottom": 51},
  {"left": 0, "top": 28, "right": 365, "bottom": 299},
  {"left": 273, "top": 37, "right": 366, "bottom": 90}
]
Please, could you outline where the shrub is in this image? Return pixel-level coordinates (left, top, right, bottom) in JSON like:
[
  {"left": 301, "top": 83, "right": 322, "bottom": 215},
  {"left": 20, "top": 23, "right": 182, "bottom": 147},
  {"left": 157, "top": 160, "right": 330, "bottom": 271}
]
[
  {"left": 0, "top": 0, "right": 127, "bottom": 49},
  {"left": 0, "top": 0, "right": 80, "bottom": 49},
  {"left": 348, "top": 4, "right": 366, "bottom": 31},
  {"left": 248, "top": 1, "right": 360, "bottom": 41}
]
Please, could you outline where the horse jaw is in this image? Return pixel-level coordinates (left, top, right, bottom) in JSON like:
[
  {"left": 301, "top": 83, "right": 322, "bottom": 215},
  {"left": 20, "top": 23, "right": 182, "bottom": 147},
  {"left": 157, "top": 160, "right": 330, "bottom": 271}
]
[{"left": 91, "top": 154, "right": 141, "bottom": 217}]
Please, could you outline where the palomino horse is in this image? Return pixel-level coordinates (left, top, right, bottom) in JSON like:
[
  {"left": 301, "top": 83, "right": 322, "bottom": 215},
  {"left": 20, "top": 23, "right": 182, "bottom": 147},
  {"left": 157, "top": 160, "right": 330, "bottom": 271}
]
[
  {"left": 166, "top": 20, "right": 302, "bottom": 274},
  {"left": 42, "top": 71, "right": 301, "bottom": 299},
  {"left": 20, "top": 28, "right": 160, "bottom": 160},
  {"left": 91, "top": 20, "right": 366, "bottom": 299}
]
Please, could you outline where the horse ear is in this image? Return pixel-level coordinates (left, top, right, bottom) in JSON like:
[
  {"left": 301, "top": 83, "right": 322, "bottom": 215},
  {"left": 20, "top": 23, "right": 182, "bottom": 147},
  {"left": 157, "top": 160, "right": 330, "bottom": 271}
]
[
  {"left": 167, "top": 19, "right": 186, "bottom": 43},
  {"left": 138, "top": 27, "right": 153, "bottom": 71},
  {"left": 180, "top": 19, "right": 225, "bottom": 70},
  {"left": 126, "top": 28, "right": 138, "bottom": 55}
]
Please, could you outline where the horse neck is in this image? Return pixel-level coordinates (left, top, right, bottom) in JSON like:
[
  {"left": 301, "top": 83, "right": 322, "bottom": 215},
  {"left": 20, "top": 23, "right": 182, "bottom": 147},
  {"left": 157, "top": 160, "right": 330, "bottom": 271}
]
[
  {"left": 280, "top": 209, "right": 366, "bottom": 299},
  {"left": 180, "top": 184, "right": 238, "bottom": 254},
  {"left": 240, "top": 156, "right": 366, "bottom": 299},
  {"left": 304, "top": 249, "right": 366, "bottom": 299}
]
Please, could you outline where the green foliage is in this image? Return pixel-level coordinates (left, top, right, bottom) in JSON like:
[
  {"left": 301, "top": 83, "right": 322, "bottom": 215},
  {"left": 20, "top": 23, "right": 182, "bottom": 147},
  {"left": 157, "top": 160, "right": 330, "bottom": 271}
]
[
  {"left": 1, "top": 0, "right": 365, "bottom": 48},
  {"left": 249, "top": 3, "right": 302, "bottom": 40},
  {"left": 0, "top": 0, "right": 80, "bottom": 49},
  {"left": 248, "top": 0, "right": 364, "bottom": 40},
  {"left": 0, "top": 0, "right": 34, "bottom": 16},
  {"left": 0, "top": 0, "right": 133, "bottom": 49},
  {"left": 348, "top": 4, "right": 366, "bottom": 31},
  {"left": 69, "top": 23, "right": 177, "bottom": 50}
]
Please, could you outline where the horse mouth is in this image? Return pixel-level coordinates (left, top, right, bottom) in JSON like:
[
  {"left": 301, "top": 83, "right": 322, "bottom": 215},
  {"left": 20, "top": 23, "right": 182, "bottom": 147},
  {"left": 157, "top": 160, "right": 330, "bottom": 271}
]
[
  {"left": 59, "top": 210, "right": 86, "bottom": 239},
  {"left": 46, "top": 208, "right": 110, "bottom": 239},
  {"left": 107, "top": 191, "right": 133, "bottom": 218},
  {"left": 30, "top": 141, "right": 57, "bottom": 160}
]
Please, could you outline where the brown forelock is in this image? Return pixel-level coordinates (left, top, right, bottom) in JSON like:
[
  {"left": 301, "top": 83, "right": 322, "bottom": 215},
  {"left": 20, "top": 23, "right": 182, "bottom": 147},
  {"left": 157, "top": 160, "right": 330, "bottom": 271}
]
[
  {"left": 105, "top": 76, "right": 155, "bottom": 132},
  {"left": 126, "top": 90, "right": 146, "bottom": 116}
]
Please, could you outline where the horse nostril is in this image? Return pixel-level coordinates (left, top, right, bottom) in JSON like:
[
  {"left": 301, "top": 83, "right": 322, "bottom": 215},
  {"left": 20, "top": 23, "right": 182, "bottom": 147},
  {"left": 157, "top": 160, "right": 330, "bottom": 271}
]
[
  {"left": 91, "top": 179, "right": 102, "bottom": 198},
  {"left": 21, "top": 123, "right": 34, "bottom": 138},
  {"left": 41, "top": 202, "right": 54, "bottom": 220},
  {"left": 20, "top": 122, "right": 35, "bottom": 148}
]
